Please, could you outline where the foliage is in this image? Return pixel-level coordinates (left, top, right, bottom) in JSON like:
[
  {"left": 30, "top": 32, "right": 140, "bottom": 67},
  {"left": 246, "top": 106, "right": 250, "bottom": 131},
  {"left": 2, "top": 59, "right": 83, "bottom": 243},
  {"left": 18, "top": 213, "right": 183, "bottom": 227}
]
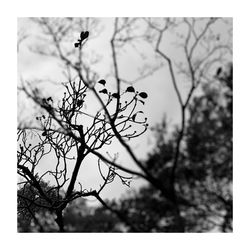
[
  {"left": 18, "top": 180, "right": 59, "bottom": 232},
  {"left": 63, "top": 199, "right": 121, "bottom": 232},
  {"left": 105, "top": 64, "right": 233, "bottom": 232}
]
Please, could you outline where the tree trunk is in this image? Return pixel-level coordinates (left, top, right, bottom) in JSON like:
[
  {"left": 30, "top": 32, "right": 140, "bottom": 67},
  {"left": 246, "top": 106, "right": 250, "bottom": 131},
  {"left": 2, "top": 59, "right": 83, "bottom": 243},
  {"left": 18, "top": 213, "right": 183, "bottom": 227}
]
[{"left": 55, "top": 210, "right": 65, "bottom": 232}]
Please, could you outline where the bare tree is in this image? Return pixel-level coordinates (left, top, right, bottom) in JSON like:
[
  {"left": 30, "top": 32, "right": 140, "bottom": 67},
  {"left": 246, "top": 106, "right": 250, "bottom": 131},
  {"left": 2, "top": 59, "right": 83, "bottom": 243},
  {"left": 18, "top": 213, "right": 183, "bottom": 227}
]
[
  {"left": 18, "top": 68, "right": 150, "bottom": 231},
  {"left": 17, "top": 17, "right": 232, "bottom": 232}
]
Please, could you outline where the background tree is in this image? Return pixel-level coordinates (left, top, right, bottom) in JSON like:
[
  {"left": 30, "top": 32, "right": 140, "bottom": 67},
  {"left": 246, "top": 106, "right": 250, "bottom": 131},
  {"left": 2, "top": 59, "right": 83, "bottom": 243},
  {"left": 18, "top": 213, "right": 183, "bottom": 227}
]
[{"left": 103, "top": 63, "right": 232, "bottom": 232}]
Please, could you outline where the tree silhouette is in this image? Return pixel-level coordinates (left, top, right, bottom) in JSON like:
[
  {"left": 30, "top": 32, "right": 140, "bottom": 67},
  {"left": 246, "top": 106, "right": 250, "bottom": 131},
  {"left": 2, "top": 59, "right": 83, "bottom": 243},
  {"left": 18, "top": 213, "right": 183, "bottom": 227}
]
[
  {"left": 18, "top": 18, "right": 232, "bottom": 232},
  {"left": 17, "top": 30, "right": 149, "bottom": 232}
]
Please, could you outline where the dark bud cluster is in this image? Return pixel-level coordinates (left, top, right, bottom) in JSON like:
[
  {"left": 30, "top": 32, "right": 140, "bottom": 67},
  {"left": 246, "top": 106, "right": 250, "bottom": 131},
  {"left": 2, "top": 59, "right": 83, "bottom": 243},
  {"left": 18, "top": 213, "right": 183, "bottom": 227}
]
[
  {"left": 47, "top": 97, "right": 53, "bottom": 102},
  {"left": 74, "top": 31, "right": 89, "bottom": 48},
  {"left": 77, "top": 99, "right": 84, "bottom": 107},
  {"left": 112, "top": 93, "right": 120, "bottom": 99},
  {"left": 41, "top": 97, "right": 53, "bottom": 112}
]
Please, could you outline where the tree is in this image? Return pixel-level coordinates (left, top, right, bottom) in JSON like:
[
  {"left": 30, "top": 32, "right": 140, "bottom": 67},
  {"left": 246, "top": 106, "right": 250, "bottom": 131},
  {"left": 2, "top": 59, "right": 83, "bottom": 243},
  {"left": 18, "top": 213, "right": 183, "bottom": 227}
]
[
  {"left": 17, "top": 28, "right": 151, "bottom": 231},
  {"left": 18, "top": 17, "right": 232, "bottom": 232},
  {"left": 17, "top": 75, "right": 150, "bottom": 231},
  {"left": 107, "top": 64, "right": 232, "bottom": 232},
  {"left": 63, "top": 199, "right": 121, "bottom": 232},
  {"left": 181, "top": 63, "right": 232, "bottom": 231}
]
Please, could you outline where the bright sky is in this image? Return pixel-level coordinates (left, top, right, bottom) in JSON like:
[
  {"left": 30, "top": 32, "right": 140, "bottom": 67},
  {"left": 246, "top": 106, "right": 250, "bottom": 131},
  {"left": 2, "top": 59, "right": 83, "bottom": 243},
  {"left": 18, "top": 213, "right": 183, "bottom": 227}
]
[{"left": 17, "top": 17, "right": 232, "bottom": 204}]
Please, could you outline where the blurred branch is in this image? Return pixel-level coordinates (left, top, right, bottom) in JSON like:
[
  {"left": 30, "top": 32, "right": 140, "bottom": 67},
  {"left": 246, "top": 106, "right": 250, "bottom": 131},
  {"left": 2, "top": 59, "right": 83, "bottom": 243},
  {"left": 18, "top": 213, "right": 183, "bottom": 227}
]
[
  {"left": 93, "top": 191, "right": 139, "bottom": 232},
  {"left": 110, "top": 18, "right": 121, "bottom": 122}
]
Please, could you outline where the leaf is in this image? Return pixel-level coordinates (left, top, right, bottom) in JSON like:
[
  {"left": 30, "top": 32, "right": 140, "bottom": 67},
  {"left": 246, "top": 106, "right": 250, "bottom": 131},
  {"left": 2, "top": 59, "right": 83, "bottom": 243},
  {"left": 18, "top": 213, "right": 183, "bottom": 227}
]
[
  {"left": 74, "top": 42, "right": 79, "bottom": 48},
  {"left": 126, "top": 86, "right": 135, "bottom": 92},
  {"left": 84, "top": 31, "right": 89, "bottom": 39},
  {"left": 138, "top": 92, "right": 148, "bottom": 99},
  {"left": 42, "top": 131, "right": 47, "bottom": 136},
  {"left": 80, "top": 31, "right": 85, "bottom": 40},
  {"left": 80, "top": 31, "right": 89, "bottom": 41},
  {"left": 131, "top": 114, "right": 137, "bottom": 122},
  {"left": 98, "top": 79, "right": 106, "bottom": 86},
  {"left": 112, "top": 93, "right": 120, "bottom": 98},
  {"left": 99, "top": 89, "right": 108, "bottom": 94}
]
